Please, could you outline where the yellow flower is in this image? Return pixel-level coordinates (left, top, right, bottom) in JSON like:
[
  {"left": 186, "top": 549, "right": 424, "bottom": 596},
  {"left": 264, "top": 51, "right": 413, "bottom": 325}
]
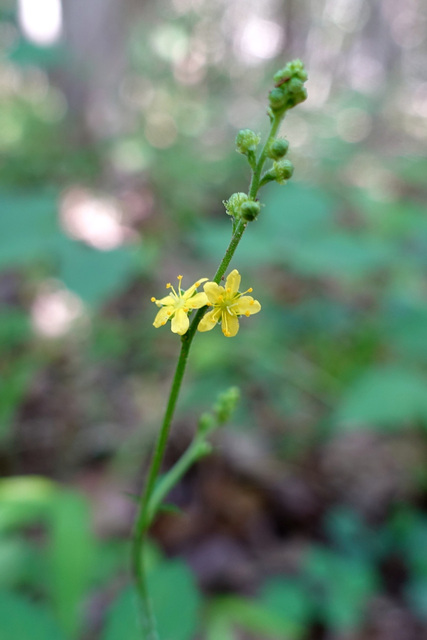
[
  {"left": 198, "top": 269, "right": 261, "bottom": 337},
  {"left": 152, "top": 275, "right": 208, "bottom": 335}
]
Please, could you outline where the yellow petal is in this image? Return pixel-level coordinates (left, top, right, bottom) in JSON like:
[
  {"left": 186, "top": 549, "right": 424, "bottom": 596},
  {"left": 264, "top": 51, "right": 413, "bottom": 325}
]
[
  {"left": 171, "top": 308, "right": 190, "bottom": 335},
  {"left": 187, "top": 292, "right": 208, "bottom": 309},
  {"left": 183, "top": 277, "right": 208, "bottom": 299},
  {"left": 153, "top": 306, "right": 172, "bottom": 328},
  {"left": 155, "top": 294, "right": 176, "bottom": 306},
  {"left": 234, "top": 296, "right": 261, "bottom": 316},
  {"left": 225, "top": 269, "right": 241, "bottom": 295},
  {"left": 221, "top": 310, "right": 239, "bottom": 337},
  {"left": 198, "top": 308, "right": 221, "bottom": 332},
  {"left": 204, "top": 282, "right": 224, "bottom": 304}
]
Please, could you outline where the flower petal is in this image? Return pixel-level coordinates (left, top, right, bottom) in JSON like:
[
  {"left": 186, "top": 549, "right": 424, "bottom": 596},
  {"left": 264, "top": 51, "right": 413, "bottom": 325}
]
[
  {"left": 204, "top": 282, "right": 224, "bottom": 304},
  {"left": 153, "top": 306, "right": 173, "bottom": 328},
  {"left": 183, "top": 277, "right": 208, "bottom": 300},
  {"left": 221, "top": 310, "right": 239, "bottom": 337},
  {"left": 234, "top": 296, "right": 261, "bottom": 316},
  {"left": 225, "top": 269, "right": 241, "bottom": 295},
  {"left": 198, "top": 308, "right": 221, "bottom": 332},
  {"left": 187, "top": 292, "right": 208, "bottom": 309},
  {"left": 155, "top": 294, "right": 176, "bottom": 306},
  {"left": 171, "top": 308, "right": 189, "bottom": 335}
]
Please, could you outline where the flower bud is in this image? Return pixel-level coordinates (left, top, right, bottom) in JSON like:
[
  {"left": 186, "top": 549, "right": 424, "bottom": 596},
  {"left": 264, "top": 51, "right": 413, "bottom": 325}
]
[
  {"left": 274, "top": 59, "right": 308, "bottom": 85},
  {"left": 272, "top": 159, "right": 294, "bottom": 184},
  {"left": 235, "top": 129, "right": 260, "bottom": 155},
  {"left": 271, "top": 60, "right": 308, "bottom": 111},
  {"left": 288, "top": 77, "right": 304, "bottom": 94},
  {"left": 198, "top": 412, "right": 216, "bottom": 435},
  {"left": 215, "top": 386, "right": 240, "bottom": 423},
  {"left": 268, "top": 87, "right": 287, "bottom": 111},
  {"left": 241, "top": 200, "right": 261, "bottom": 222},
  {"left": 288, "top": 85, "right": 307, "bottom": 108},
  {"left": 267, "top": 138, "right": 289, "bottom": 160},
  {"left": 224, "top": 192, "right": 249, "bottom": 218}
]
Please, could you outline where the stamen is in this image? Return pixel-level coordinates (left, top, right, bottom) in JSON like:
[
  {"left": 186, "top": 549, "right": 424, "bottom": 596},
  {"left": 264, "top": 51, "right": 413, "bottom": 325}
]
[
  {"left": 177, "top": 275, "right": 183, "bottom": 296},
  {"left": 161, "top": 321, "right": 167, "bottom": 325},
  {"left": 166, "top": 283, "right": 171, "bottom": 289},
  {"left": 195, "top": 281, "right": 200, "bottom": 287},
  {"left": 183, "top": 308, "right": 188, "bottom": 313},
  {"left": 245, "top": 311, "right": 250, "bottom": 317},
  {"left": 151, "top": 297, "right": 156, "bottom": 302},
  {"left": 250, "top": 300, "right": 254, "bottom": 305}
]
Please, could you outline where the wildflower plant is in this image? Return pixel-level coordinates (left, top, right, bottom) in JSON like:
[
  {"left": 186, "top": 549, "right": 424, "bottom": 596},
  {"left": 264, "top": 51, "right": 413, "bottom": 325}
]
[{"left": 132, "top": 60, "right": 308, "bottom": 639}]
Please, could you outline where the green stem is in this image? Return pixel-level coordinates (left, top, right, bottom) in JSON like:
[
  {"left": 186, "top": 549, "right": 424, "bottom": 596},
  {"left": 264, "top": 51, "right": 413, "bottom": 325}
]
[
  {"left": 147, "top": 438, "right": 212, "bottom": 522},
  {"left": 131, "top": 112, "right": 282, "bottom": 638}
]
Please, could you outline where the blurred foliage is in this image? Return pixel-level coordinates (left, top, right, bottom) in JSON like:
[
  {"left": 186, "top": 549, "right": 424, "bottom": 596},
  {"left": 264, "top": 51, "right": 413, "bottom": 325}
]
[{"left": 1, "top": 0, "right": 427, "bottom": 638}]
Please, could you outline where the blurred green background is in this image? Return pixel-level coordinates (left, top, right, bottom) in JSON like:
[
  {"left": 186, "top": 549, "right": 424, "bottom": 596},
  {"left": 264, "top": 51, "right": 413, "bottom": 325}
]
[{"left": 1, "top": 0, "right": 427, "bottom": 638}]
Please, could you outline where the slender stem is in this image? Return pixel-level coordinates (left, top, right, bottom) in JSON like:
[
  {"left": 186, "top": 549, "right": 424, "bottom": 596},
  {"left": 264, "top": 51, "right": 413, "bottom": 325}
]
[
  {"left": 131, "top": 113, "right": 282, "bottom": 638},
  {"left": 148, "top": 438, "right": 212, "bottom": 521}
]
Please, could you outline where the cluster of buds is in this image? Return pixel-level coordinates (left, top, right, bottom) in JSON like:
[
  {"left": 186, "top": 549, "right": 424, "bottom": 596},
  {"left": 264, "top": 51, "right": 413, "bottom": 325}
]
[
  {"left": 268, "top": 59, "right": 308, "bottom": 114},
  {"left": 226, "top": 60, "right": 307, "bottom": 219},
  {"left": 224, "top": 192, "right": 261, "bottom": 222},
  {"left": 198, "top": 386, "right": 241, "bottom": 435}
]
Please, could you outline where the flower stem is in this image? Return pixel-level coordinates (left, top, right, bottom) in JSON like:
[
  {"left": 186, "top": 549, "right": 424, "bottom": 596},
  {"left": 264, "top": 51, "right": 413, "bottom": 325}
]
[{"left": 131, "top": 112, "right": 282, "bottom": 638}]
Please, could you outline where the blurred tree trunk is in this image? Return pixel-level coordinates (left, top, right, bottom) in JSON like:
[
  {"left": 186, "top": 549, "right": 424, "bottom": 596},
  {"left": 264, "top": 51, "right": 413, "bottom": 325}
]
[{"left": 56, "top": 0, "right": 142, "bottom": 139}]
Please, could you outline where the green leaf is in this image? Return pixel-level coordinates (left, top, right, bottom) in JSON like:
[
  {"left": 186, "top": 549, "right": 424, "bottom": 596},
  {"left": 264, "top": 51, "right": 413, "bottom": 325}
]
[
  {"left": 0, "top": 536, "right": 43, "bottom": 590},
  {"left": 334, "top": 366, "right": 427, "bottom": 429},
  {"left": 101, "top": 587, "right": 140, "bottom": 640},
  {"left": 0, "top": 309, "right": 31, "bottom": 348},
  {"left": 102, "top": 560, "right": 202, "bottom": 640},
  {"left": 0, "top": 591, "right": 67, "bottom": 640},
  {"left": 209, "top": 595, "right": 303, "bottom": 639},
  {"left": 48, "top": 491, "right": 94, "bottom": 638},
  {"left": 57, "top": 235, "right": 140, "bottom": 306},
  {"left": 385, "top": 305, "right": 427, "bottom": 361},
  {"left": 0, "top": 190, "right": 58, "bottom": 269},
  {"left": 303, "top": 546, "right": 377, "bottom": 632},
  {"left": 287, "top": 233, "right": 393, "bottom": 278},
  {"left": 260, "top": 578, "right": 312, "bottom": 631},
  {"left": 205, "top": 611, "right": 236, "bottom": 640},
  {"left": 0, "top": 476, "right": 56, "bottom": 532}
]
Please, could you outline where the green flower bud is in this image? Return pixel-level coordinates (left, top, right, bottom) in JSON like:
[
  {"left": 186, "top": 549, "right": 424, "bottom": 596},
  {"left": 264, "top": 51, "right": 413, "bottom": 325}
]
[
  {"left": 268, "top": 87, "right": 287, "bottom": 110},
  {"left": 271, "top": 60, "right": 308, "bottom": 111},
  {"left": 224, "top": 192, "right": 249, "bottom": 218},
  {"left": 274, "top": 59, "right": 308, "bottom": 86},
  {"left": 287, "top": 77, "right": 304, "bottom": 94},
  {"left": 198, "top": 412, "right": 216, "bottom": 435},
  {"left": 288, "top": 85, "right": 307, "bottom": 108},
  {"left": 235, "top": 129, "right": 260, "bottom": 155},
  {"left": 241, "top": 200, "right": 261, "bottom": 222},
  {"left": 267, "top": 138, "right": 289, "bottom": 160},
  {"left": 215, "top": 386, "right": 240, "bottom": 423},
  {"left": 272, "top": 159, "right": 294, "bottom": 184}
]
